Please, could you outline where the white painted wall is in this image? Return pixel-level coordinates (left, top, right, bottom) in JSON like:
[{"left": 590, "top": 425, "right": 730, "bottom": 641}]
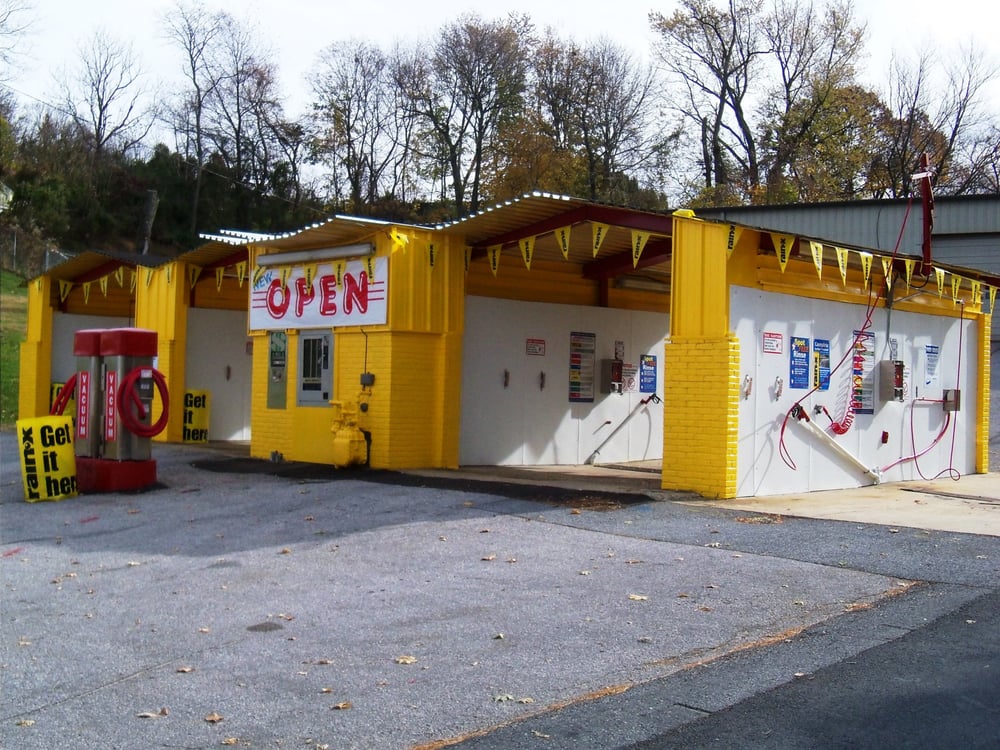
[
  {"left": 51, "top": 312, "right": 131, "bottom": 382},
  {"left": 460, "top": 296, "right": 665, "bottom": 465},
  {"left": 185, "top": 308, "right": 252, "bottom": 440},
  {"left": 733, "top": 287, "right": 979, "bottom": 496}
]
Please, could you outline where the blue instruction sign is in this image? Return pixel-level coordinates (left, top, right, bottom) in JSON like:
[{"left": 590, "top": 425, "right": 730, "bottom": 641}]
[
  {"left": 790, "top": 336, "right": 810, "bottom": 389},
  {"left": 639, "top": 354, "right": 657, "bottom": 393}
]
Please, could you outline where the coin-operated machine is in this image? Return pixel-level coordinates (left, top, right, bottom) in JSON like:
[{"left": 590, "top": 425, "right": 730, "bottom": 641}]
[{"left": 51, "top": 328, "right": 169, "bottom": 492}]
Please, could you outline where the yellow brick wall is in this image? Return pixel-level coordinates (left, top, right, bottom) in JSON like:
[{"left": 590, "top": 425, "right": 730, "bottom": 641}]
[
  {"left": 661, "top": 335, "right": 741, "bottom": 498},
  {"left": 976, "top": 313, "right": 992, "bottom": 473}
]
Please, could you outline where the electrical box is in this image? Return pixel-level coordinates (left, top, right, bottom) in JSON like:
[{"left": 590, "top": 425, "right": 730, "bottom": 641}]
[
  {"left": 878, "top": 360, "right": 904, "bottom": 402},
  {"left": 943, "top": 389, "right": 961, "bottom": 412},
  {"left": 601, "top": 359, "right": 624, "bottom": 394}
]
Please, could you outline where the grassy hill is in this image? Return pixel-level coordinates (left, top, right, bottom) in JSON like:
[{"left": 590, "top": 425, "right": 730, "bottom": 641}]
[{"left": 1, "top": 269, "right": 26, "bottom": 427}]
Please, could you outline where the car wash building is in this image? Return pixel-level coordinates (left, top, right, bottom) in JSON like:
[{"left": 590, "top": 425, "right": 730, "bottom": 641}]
[{"left": 18, "top": 193, "right": 995, "bottom": 498}]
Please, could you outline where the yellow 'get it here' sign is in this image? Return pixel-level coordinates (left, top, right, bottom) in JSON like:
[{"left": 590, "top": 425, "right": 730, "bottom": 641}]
[{"left": 17, "top": 415, "right": 78, "bottom": 502}]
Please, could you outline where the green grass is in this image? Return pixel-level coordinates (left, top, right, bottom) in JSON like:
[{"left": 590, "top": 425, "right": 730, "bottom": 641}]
[{"left": 1, "top": 269, "right": 27, "bottom": 428}]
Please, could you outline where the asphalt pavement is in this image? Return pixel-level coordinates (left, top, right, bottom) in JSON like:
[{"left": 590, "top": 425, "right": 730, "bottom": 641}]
[{"left": 2, "top": 433, "right": 998, "bottom": 749}]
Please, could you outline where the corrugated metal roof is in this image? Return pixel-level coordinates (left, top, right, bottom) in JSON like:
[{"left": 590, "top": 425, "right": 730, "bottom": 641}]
[
  {"left": 257, "top": 214, "right": 429, "bottom": 251},
  {"left": 38, "top": 249, "right": 168, "bottom": 283}
]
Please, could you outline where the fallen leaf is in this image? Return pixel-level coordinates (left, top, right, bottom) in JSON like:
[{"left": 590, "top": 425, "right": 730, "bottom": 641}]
[
  {"left": 481, "top": 555, "right": 496, "bottom": 561},
  {"left": 625, "top": 559, "right": 643, "bottom": 565},
  {"left": 704, "top": 542, "right": 721, "bottom": 548},
  {"left": 966, "top": 619, "right": 977, "bottom": 624},
  {"left": 331, "top": 702, "right": 352, "bottom": 710},
  {"left": 570, "top": 508, "right": 582, "bottom": 515},
  {"left": 698, "top": 606, "right": 712, "bottom": 612},
  {"left": 579, "top": 570, "right": 591, "bottom": 575},
  {"left": 517, "top": 697, "right": 535, "bottom": 704},
  {"left": 888, "top": 528, "right": 900, "bottom": 534},
  {"left": 221, "top": 739, "right": 239, "bottom": 746},
  {"left": 493, "top": 633, "right": 504, "bottom": 640},
  {"left": 280, "top": 548, "right": 292, "bottom": 554},
  {"left": 628, "top": 594, "right": 648, "bottom": 601},
  {"left": 506, "top": 557, "right": 517, "bottom": 563},
  {"left": 198, "top": 627, "right": 211, "bottom": 633},
  {"left": 676, "top": 592, "right": 690, "bottom": 598},
  {"left": 127, "top": 561, "right": 141, "bottom": 567},
  {"left": 493, "top": 693, "right": 514, "bottom": 702},
  {"left": 439, "top": 535, "right": 447, "bottom": 541},
  {"left": 16, "top": 719, "right": 36, "bottom": 727},
  {"left": 304, "top": 515, "right": 315, "bottom": 521},
  {"left": 316, "top": 658, "right": 332, "bottom": 665},
  {"left": 137, "top": 708, "right": 169, "bottom": 719},
  {"left": 177, "top": 666, "right": 194, "bottom": 673},
  {"left": 532, "top": 730, "right": 551, "bottom": 738},
  {"left": 321, "top": 687, "right": 333, "bottom": 693},
  {"left": 479, "top": 528, "right": 490, "bottom": 533},
  {"left": 204, "top": 712, "right": 224, "bottom": 723},
  {"left": 395, "top": 655, "right": 418, "bottom": 665},
  {"left": 638, "top": 636, "right": 653, "bottom": 643}
]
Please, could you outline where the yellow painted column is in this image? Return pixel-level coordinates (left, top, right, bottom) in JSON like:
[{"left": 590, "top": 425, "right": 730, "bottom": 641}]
[
  {"left": 975, "top": 310, "right": 991, "bottom": 474},
  {"left": 18, "top": 276, "right": 55, "bottom": 419},
  {"left": 134, "top": 262, "right": 189, "bottom": 442},
  {"left": 662, "top": 213, "right": 741, "bottom": 498}
]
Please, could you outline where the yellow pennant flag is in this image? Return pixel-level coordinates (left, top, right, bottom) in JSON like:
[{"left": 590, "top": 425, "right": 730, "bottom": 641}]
[
  {"left": 726, "top": 225, "right": 743, "bottom": 260},
  {"left": 555, "top": 226, "right": 571, "bottom": 260},
  {"left": 99, "top": 275, "right": 109, "bottom": 296},
  {"left": 858, "top": 252, "right": 873, "bottom": 287},
  {"left": 251, "top": 265, "right": 266, "bottom": 289},
  {"left": 591, "top": 223, "right": 610, "bottom": 257},
  {"left": 951, "top": 274, "right": 962, "bottom": 304},
  {"left": 771, "top": 233, "right": 795, "bottom": 272},
  {"left": 520, "top": 236, "right": 535, "bottom": 270},
  {"left": 488, "top": 245, "right": 502, "bottom": 277},
  {"left": 83, "top": 282, "right": 91, "bottom": 304},
  {"left": 464, "top": 246, "right": 471, "bottom": 273},
  {"left": 166, "top": 264, "right": 173, "bottom": 285},
  {"left": 835, "top": 247, "right": 848, "bottom": 287},
  {"left": 114, "top": 266, "right": 124, "bottom": 287},
  {"left": 59, "top": 280, "right": 73, "bottom": 302},
  {"left": 390, "top": 228, "right": 410, "bottom": 253},
  {"left": 189, "top": 265, "right": 203, "bottom": 289},
  {"left": 35, "top": 278, "right": 42, "bottom": 292},
  {"left": 303, "top": 264, "right": 317, "bottom": 287},
  {"left": 334, "top": 261, "right": 344, "bottom": 287},
  {"left": 630, "top": 230, "right": 649, "bottom": 268},
  {"left": 935, "top": 267, "right": 945, "bottom": 297},
  {"left": 809, "top": 241, "right": 823, "bottom": 279},
  {"left": 130, "top": 269, "right": 137, "bottom": 293},
  {"left": 215, "top": 267, "right": 225, "bottom": 291},
  {"left": 881, "top": 256, "right": 893, "bottom": 284},
  {"left": 970, "top": 280, "right": 981, "bottom": 308},
  {"left": 904, "top": 259, "right": 915, "bottom": 290},
  {"left": 145, "top": 268, "right": 155, "bottom": 288},
  {"left": 989, "top": 285, "right": 997, "bottom": 317},
  {"left": 428, "top": 242, "right": 436, "bottom": 268},
  {"left": 366, "top": 255, "right": 375, "bottom": 280},
  {"left": 236, "top": 261, "right": 247, "bottom": 287},
  {"left": 279, "top": 266, "right": 291, "bottom": 290}
]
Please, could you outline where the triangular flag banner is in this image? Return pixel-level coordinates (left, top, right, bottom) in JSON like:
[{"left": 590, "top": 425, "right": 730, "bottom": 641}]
[
  {"left": 809, "top": 241, "right": 823, "bottom": 279},
  {"left": 303, "top": 264, "right": 317, "bottom": 287},
  {"left": 488, "top": 245, "right": 501, "bottom": 277},
  {"left": 251, "top": 265, "right": 266, "bottom": 288},
  {"left": 464, "top": 246, "right": 471, "bottom": 273},
  {"left": 129, "top": 269, "right": 137, "bottom": 293},
  {"left": 428, "top": 242, "right": 436, "bottom": 268},
  {"left": 390, "top": 228, "right": 410, "bottom": 253},
  {"left": 881, "top": 256, "right": 893, "bottom": 284},
  {"left": 726, "top": 225, "right": 743, "bottom": 260},
  {"left": 59, "top": 280, "right": 73, "bottom": 302},
  {"left": 771, "top": 233, "right": 794, "bottom": 272},
  {"left": 189, "top": 265, "right": 203, "bottom": 289},
  {"left": 145, "top": 268, "right": 154, "bottom": 288},
  {"left": 556, "top": 226, "right": 571, "bottom": 260},
  {"left": 904, "top": 259, "right": 915, "bottom": 290},
  {"left": 35, "top": 278, "right": 42, "bottom": 291},
  {"left": 166, "top": 264, "right": 173, "bottom": 284},
  {"left": 989, "top": 285, "right": 997, "bottom": 316},
  {"left": 951, "top": 274, "right": 962, "bottom": 304},
  {"left": 630, "top": 230, "right": 649, "bottom": 268},
  {"left": 334, "top": 261, "right": 344, "bottom": 288},
  {"left": 236, "top": 261, "right": 247, "bottom": 287},
  {"left": 836, "top": 247, "right": 848, "bottom": 287},
  {"left": 99, "top": 275, "right": 109, "bottom": 296},
  {"left": 934, "top": 267, "right": 945, "bottom": 297},
  {"left": 279, "top": 266, "right": 291, "bottom": 290},
  {"left": 366, "top": 255, "right": 375, "bottom": 280},
  {"left": 591, "top": 223, "right": 609, "bottom": 257},
  {"left": 970, "top": 280, "right": 981, "bottom": 308},
  {"left": 114, "top": 266, "right": 124, "bottom": 287},
  {"left": 215, "top": 267, "right": 225, "bottom": 291},
  {"left": 858, "top": 252, "right": 873, "bottom": 287},
  {"left": 519, "top": 236, "right": 535, "bottom": 270},
  {"left": 83, "top": 282, "right": 91, "bottom": 304}
]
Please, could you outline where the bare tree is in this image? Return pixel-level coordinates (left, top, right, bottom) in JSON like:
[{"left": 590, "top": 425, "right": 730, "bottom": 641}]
[
  {"left": 309, "top": 39, "right": 411, "bottom": 212},
  {"left": 650, "top": 0, "right": 768, "bottom": 202},
  {"left": 0, "top": 0, "right": 32, "bottom": 83},
  {"left": 162, "top": 0, "right": 225, "bottom": 235},
  {"left": 395, "top": 13, "right": 532, "bottom": 217},
  {"left": 60, "top": 29, "right": 154, "bottom": 159}
]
